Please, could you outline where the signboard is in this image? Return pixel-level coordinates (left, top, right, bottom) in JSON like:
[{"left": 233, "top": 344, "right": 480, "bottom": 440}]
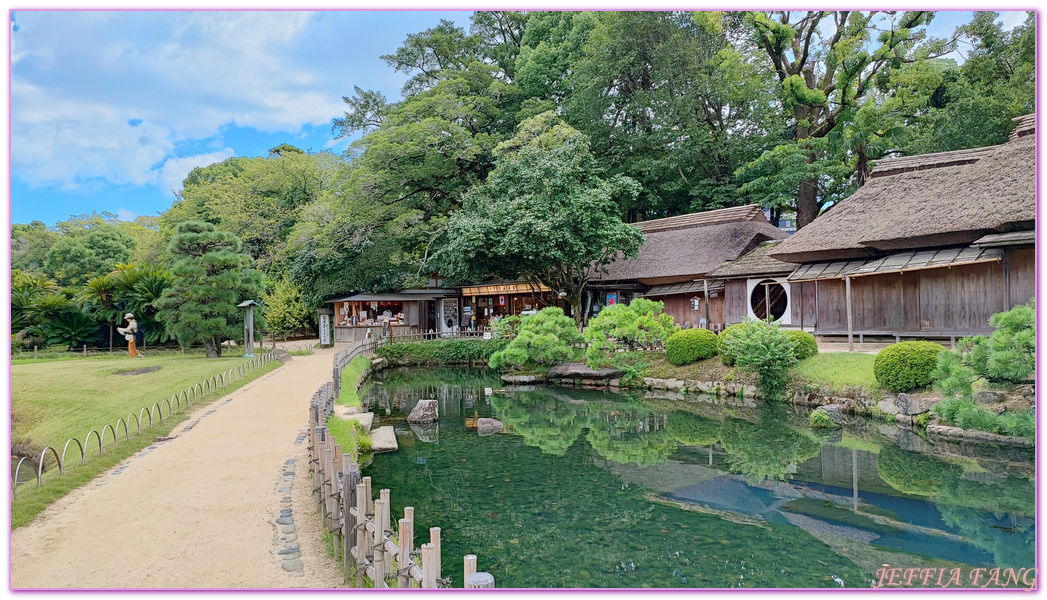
[
  {"left": 498, "top": 295, "right": 506, "bottom": 306},
  {"left": 690, "top": 298, "right": 701, "bottom": 310},
  {"left": 606, "top": 293, "right": 618, "bottom": 306},
  {"left": 319, "top": 314, "right": 331, "bottom": 345},
  {"left": 442, "top": 298, "right": 459, "bottom": 330},
  {"left": 461, "top": 283, "right": 553, "bottom": 296}
]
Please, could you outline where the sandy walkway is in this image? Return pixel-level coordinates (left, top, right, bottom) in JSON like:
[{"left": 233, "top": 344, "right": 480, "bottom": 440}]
[{"left": 10, "top": 348, "right": 347, "bottom": 589}]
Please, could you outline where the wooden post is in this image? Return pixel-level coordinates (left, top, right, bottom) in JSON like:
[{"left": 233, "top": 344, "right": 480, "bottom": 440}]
[
  {"left": 343, "top": 462, "right": 360, "bottom": 577},
  {"left": 703, "top": 279, "right": 710, "bottom": 328},
  {"left": 322, "top": 447, "right": 333, "bottom": 530},
  {"left": 398, "top": 511, "right": 415, "bottom": 588},
  {"left": 421, "top": 543, "right": 436, "bottom": 588},
  {"left": 429, "top": 527, "right": 441, "bottom": 582},
  {"left": 83, "top": 344, "right": 87, "bottom": 357},
  {"left": 799, "top": 281, "right": 804, "bottom": 330},
  {"left": 465, "top": 572, "right": 495, "bottom": 588},
  {"left": 34, "top": 345, "right": 37, "bottom": 360},
  {"left": 763, "top": 282, "right": 771, "bottom": 322},
  {"left": 845, "top": 276, "right": 854, "bottom": 352},
  {"left": 355, "top": 482, "right": 368, "bottom": 588},
  {"left": 464, "top": 554, "right": 477, "bottom": 579},
  {"left": 363, "top": 476, "right": 372, "bottom": 517},
  {"left": 373, "top": 497, "right": 387, "bottom": 587},
  {"left": 379, "top": 489, "right": 391, "bottom": 580}
]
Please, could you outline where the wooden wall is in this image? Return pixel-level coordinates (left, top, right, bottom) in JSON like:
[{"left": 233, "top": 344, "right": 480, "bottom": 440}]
[
  {"left": 724, "top": 280, "right": 747, "bottom": 324},
  {"left": 790, "top": 281, "right": 817, "bottom": 327},
  {"left": 655, "top": 293, "right": 725, "bottom": 329},
  {"left": 802, "top": 254, "right": 1030, "bottom": 334},
  {"left": 918, "top": 261, "right": 1005, "bottom": 332},
  {"left": 1008, "top": 247, "right": 1035, "bottom": 306}
]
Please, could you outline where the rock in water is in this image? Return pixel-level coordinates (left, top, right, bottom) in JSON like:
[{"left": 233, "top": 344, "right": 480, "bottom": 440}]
[
  {"left": 476, "top": 418, "right": 503, "bottom": 436},
  {"left": 819, "top": 404, "right": 845, "bottom": 426},
  {"left": 546, "top": 363, "right": 623, "bottom": 380},
  {"left": 407, "top": 399, "right": 439, "bottom": 424}
]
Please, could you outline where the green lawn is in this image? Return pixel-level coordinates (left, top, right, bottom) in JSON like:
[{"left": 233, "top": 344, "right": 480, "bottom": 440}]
[
  {"left": 792, "top": 352, "right": 880, "bottom": 393},
  {"left": 11, "top": 353, "right": 281, "bottom": 528},
  {"left": 336, "top": 355, "right": 373, "bottom": 409}
]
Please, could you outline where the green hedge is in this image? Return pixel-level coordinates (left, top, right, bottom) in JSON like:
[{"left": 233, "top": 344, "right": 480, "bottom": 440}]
[
  {"left": 665, "top": 329, "right": 718, "bottom": 366},
  {"left": 716, "top": 323, "right": 747, "bottom": 366},
  {"left": 874, "top": 341, "right": 946, "bottom": 392},
  {"left": 376, "top": 338, "right": 508, "bottom": 365},
  {"left": 784, "top": 330, "right": 818, "bottom": 360}
]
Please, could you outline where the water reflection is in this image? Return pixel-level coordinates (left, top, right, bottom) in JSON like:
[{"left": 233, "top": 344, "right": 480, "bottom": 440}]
[{"left": 363, "top": 368, "right": 1035, "bottom": 587}]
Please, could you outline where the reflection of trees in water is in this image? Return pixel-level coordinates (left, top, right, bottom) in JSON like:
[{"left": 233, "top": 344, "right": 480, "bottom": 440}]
[
  {"left": 585, "top": 427, "right": 678, "bottom": 467},
  {"left": 938, "top": 503, "right": 1035, "bottom": 569},
  {"left": 718, "top": 407, "right": 822, "bottom": 480},
  {"left": 666, "top": 411, "right": 721, "bottom": 446},
  {"left": 875, "top": 447, "right": 962, "bottom": 496},
  {"left": 489, "top": 391, "right": 587, "bottom": 456}
]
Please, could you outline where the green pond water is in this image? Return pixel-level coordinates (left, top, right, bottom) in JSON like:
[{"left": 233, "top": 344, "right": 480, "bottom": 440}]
[{"left": 361, "top": 367, "right": 1035, "bottom": 589}]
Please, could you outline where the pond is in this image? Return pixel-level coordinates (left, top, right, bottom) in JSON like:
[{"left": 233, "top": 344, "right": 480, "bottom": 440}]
[{"left": 361, "top": 367, "right": 1035, "bottom": 589}]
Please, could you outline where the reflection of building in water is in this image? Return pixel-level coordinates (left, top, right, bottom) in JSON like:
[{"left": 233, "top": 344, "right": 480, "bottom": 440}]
[{"left": 364, "top": 382, "right": 490, "bottom": 417}]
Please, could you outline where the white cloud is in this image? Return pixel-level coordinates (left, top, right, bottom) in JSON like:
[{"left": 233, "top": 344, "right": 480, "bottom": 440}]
[
  {"left": 116, "top": 208, "right": 138, "bottom": 221},
  {"left": 158, "top": 148, "right": 236, "bottom": 194}
]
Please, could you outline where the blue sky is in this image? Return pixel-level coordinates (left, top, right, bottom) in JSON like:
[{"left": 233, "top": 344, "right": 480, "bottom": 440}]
[{"left": 7, "top": 9, "right": 1033, "bottom": 226}]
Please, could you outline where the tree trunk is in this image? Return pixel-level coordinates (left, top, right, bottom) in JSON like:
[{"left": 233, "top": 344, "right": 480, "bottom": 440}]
[
  {"left": 795, "top": 178, "right": 820, "bottom": 229},
  {"left": 204, "top": 338, "right": 220, "bottom": 359}
]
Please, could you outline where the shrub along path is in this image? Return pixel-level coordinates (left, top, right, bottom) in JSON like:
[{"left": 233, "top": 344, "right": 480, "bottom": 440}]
[{"left": 10, "top": 347, "right": 346, "bottom": 589}]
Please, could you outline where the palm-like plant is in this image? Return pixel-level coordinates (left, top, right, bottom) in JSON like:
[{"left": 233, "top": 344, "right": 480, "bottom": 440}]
[
  {"left": 45, "top": 310, "right": 102, "bottom": 350},
  {"left": 110, "top": 263, "right": 175, "bottom": 344}
]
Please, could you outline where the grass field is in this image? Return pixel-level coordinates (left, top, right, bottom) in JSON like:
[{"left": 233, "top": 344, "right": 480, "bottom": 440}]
[
  {"left": 336, "top": 355, "right": 373, "bottom": 409},
  {"left": 792, "top": 352, "right": 880, "bottom": 392},
  {"left": 11, "top": 353, "right": 281, "bottom": 528}
]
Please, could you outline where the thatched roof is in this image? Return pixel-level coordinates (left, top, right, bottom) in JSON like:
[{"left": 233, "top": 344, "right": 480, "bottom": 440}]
[
  {"left": 771, "top": 114, "right": 1035, "bottom": 263},
  {"left": 706, "top": 240, "right": 795, "bottom": 279},
  {"left": 598, "top": 217, "right": 786, "bottom": 284},
  {"left": 636, "top": 204, "right": 765, "bottom": 233}
]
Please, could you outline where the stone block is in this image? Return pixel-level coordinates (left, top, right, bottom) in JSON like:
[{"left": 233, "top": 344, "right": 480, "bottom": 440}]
[{"left": 407, "top": 399, "right": 439, "bottom": 424}]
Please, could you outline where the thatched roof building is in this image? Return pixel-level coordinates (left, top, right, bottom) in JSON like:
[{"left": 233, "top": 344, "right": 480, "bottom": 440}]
[
  {"left": 707, "top": 240, "right": 795, "bottom": 280},
  {"left": 770, "top": 116, "right": 1035, "bottom": 263},
  {"left": 599, "top": 204, "right": 786, "bottom": 285}
]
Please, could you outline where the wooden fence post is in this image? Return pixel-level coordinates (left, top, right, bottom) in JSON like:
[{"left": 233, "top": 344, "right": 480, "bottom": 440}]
[
  {"left": 343, "top": 461, "right": 360, "bottom": 578},
  {"left": 430, "top": 527, "right": 441, "bottom": 582},
  {"left": 397, "top": 516, "right": 413, "bottom": 588},
  {"left": 464, "top": 554, "right": 477, "bottom": 579},
  {"left": 355, "top": 482, "right": 368, "bottom": 588},
  {"left": 465, "top": 572, "right": 496, "bottom": 588},
  {"left": 379, "top": 488, "right": 391, "bottom": 579},
  {"left": 421, "top": 543, "right": 436, "bottom": 588},
  {"left": 372, "top": 497, "right": 387, "bottom": 587}
]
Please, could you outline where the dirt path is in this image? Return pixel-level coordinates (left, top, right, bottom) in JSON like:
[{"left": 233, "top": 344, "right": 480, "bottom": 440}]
[{"left": 10, "top": 348, "right": 348, "bottom": 589}]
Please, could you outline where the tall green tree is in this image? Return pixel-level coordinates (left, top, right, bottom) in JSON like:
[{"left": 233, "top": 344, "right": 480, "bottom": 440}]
[
  {"left": 742, "top": 11, "right": 950, "bottom": 227},
  {"left": 441, "top": 112, "right": 644, "bottom": 324},
  {"left": 155, "top": 221, "right": 264, "bottom": 358}
]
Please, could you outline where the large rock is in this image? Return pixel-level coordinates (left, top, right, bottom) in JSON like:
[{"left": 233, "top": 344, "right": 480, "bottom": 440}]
[
  {"left": 896, "top": 393, "right": 936, "bottom": 415},
  {"left": 407, "top": 399, "right": 439, "bottom": 424},
  {"left": 476, "top": 418, "right": 503, "bottom": 436},
  {"left": 335, "top": 410, "right": 374, "bottom": 433},
  {"left": 273, "top": 348, "right": 293, "bottom": 363},
  {"left": 877, "top": 400, "right": 899, "bottom": 416},
  {"left": 818, "top": 404, "right": 845, "bottom": 426},
  {"left": 547, "top": 363, "right": 624, "bottom": 380}
]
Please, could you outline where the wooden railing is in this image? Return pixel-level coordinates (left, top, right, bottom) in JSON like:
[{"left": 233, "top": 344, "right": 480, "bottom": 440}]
[{"left": 310, "top": 339, "right": 494, "bottom": 588}]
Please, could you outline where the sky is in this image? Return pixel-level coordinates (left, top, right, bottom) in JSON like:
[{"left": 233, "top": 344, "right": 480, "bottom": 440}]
[{"left": 6, "top": 8, "right": 1034, "bottom": 227}]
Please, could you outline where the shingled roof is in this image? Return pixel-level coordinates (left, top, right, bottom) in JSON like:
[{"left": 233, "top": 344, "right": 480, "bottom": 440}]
[
  {"left": 770, "top": 114, "right": 1035, "bottom": 264},
  {"left": 598, "top": 206, "right": 786, "bottom": 284}
]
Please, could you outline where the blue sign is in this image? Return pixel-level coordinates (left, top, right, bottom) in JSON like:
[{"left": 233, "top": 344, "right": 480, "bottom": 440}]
[{"left": 607, "top": 293, "right": 618, "bottom": 306}]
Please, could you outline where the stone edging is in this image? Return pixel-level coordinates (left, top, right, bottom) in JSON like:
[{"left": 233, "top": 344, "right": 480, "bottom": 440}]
[{"left": 926, "top": 422, "right": 1033, "bottom": 447}]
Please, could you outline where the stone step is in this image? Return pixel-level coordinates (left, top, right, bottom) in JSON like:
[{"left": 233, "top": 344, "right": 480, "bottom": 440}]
[
  {"left": 370, "top": 426, "right": 398, "bottom": 453},
  {"left": 333, "top": 409, "right": 374, "bottom": 433}
]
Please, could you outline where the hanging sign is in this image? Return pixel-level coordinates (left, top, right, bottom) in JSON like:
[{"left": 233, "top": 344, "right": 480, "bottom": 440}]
[
  {"left": 499, "top": 295, "right": 506, "bottom": 306},
  {"left": 319, "top": 314, "right": 331, "bottom": 345},
  {"left": 606, "top": 293, "right": 618, "bottom": 306}
]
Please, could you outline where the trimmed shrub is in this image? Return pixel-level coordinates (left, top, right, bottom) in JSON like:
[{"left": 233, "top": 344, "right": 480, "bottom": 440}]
[
  {"left": 876, "top": 446, "right": 960, "bottom": 496},
  {"left": 376, "top": 338, "right": 508, "bottom": 365},
  {"left": 784, "top": 329, "right": 818, "bottom": 360},
  {"left": 584, "top": 298, "right": 677, "bottom": 368},
  {"left": 874, "top": 341, "right": 946, "bottom": 392},
  {"left": 489, "top": 307, "right": 583, "bottom": 371},
  {"left": 665, "top": 329, "right": 718, "bottom": 366},
  {"left": 808, "top": 408, "right": 839, "bottom": 429}
]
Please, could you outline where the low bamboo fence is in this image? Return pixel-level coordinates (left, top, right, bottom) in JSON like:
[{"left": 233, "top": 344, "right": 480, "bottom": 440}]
[
  {"left": 11, "top": 352, "right": 278, "bottom": 499},
  {"left": 313, "top": 338, "right": 494, "bottom": 588}
]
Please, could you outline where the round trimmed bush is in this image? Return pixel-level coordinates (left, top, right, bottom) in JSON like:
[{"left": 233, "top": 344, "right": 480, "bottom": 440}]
[
  {"left": 784, "top": 329, "right": 818, "bottom": 360},
  {"left": 665, "top": 328, "right": 718, "bottom": 366},
  {"left": 874, "top": 341, "right": 946, "bottom": 392}
]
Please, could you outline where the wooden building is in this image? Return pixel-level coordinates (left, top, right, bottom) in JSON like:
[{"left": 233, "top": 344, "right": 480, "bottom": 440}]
[
  {"left": 327, "top": 289, "right": 459, "bottom": 341},
  {"left": 706, "top": 240, "right": 799, "bottom": 326},
  {"left": 768, "top": 114, "right": 1035, "bottom": 346},
  {"left": 459, "top": 282, "right": 559, "bottom": 329},
  {"left": 594, "top": 205, "right": 787, "bottom": 329}
]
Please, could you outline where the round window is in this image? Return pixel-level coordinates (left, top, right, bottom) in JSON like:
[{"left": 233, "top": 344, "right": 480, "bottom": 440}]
[{"left": 750, "top": 279, "right": 788, "bottom": 321}]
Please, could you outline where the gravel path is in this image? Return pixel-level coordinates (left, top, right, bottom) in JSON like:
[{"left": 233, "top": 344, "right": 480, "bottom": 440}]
[{"left": 10, "top": 348, "right": 347, "bottom": 589}]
